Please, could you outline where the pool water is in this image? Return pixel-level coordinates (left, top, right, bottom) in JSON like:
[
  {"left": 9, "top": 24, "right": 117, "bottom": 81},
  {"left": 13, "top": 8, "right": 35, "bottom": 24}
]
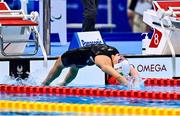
[
  {"left": 1, "top": 92, "right": 180, "bottom": 108},
  {"left": 73, "top": 85, "right": 180, "bottom": 92},
  {"left": 1, "top": 85, "right": 180, "bottom": 115}
]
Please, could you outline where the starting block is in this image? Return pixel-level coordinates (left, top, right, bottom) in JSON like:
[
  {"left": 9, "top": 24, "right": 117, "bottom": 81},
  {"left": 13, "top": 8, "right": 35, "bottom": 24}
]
[
  {"left": 0, "top": 2, "right": 46, "bottom": 57},
  {"left": 143, "top": 1, "right": 180, "bottom": 55},
  {"left": 143, "top": 1, "right": 180, "bottom": 77}
]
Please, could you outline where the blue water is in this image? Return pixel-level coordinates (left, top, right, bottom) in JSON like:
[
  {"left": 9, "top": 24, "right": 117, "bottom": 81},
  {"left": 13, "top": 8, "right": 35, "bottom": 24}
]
[
  {"left": 1, "top": 82, "right": 180, "bottom": 115},
  {"left": 69, "top": 85, "right": 180, "bottom": 92},
  {"left": 1, "top": 84, "right": 180, "bottom": 115},
  {"left": 1, "top": 88, "right": 180, "bottom": 115}
]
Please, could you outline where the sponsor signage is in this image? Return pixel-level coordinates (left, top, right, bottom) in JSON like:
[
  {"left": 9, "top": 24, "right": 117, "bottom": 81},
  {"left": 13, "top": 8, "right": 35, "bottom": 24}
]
[
  {"left": 128, "top": 57, "right": 172, "bottom": 78},
  {"left": 134, "top": 64, "right": 167, "bottom": 72},
  {"left": 68, "top": 31, "right": 105, "bottom": 49}
]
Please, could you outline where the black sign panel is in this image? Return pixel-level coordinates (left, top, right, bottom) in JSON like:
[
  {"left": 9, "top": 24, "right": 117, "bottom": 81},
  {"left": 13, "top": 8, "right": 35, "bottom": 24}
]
[{"left": 9, "top": 59, "right": 30, "bottom": 79}]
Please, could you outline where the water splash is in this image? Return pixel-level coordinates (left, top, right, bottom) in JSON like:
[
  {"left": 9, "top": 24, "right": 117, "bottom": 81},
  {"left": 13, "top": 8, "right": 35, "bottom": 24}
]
[
  {"left": 0, "top": 67, "right": 48, "bottom": 86},
  {"left": 0, "top": 75, "right": 37, "bottom": 86},
  {"left": 127, "top": 76, "right": 146, "bottom": 90}
]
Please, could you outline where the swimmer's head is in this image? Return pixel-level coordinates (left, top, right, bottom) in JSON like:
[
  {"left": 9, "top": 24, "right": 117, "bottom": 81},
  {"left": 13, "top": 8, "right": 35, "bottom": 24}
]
[
  {"left": 112, "top": 54, "right": 126, "bottom": 65},
  {"left": 113, "top": 54, "right": 131, "bottom": 76}
]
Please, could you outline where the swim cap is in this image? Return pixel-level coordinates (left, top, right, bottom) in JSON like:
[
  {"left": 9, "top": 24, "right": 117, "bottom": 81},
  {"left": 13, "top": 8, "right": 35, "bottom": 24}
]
[{"left": 114, "top": 59, "right": 130, "bottom": 77}]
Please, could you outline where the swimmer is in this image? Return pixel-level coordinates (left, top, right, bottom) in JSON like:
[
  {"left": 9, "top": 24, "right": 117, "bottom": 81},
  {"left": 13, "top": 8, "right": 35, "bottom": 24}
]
[
  {"left": 42, "top": 44, "right": 139, "bottom": 86},
  {"left": 107, "top": 57, "right": 141, "bottom": 89}
]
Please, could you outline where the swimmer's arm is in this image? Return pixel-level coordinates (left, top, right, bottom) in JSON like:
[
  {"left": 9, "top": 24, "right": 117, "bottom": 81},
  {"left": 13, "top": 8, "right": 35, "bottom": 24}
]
[
  {"left": 100, "top": 65, "right": 128, "bottom": 86},
  {"left": 94, "top": 55, "right": 128, "bottom": 86},
  {"left": 59, "top": 66, "right": 79, "bottom": 86},
  {"left": 42, "top": 57, "right": 64, "bottom": 86}
]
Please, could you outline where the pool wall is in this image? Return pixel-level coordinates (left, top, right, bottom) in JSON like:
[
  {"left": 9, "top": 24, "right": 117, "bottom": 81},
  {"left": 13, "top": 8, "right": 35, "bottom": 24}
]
[{"left": 0, "top": 55, "right": 180, "bottom": 86}]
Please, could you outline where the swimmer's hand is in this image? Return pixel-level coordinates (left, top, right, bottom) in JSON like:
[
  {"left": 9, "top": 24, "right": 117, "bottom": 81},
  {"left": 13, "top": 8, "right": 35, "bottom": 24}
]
[{"left": 127, "top": 76, "right": 144, "bottom": 90}]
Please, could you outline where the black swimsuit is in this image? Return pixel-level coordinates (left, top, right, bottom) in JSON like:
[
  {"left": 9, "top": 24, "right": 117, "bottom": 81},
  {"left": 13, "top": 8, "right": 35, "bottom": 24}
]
[{"left": 61, "top": 44, "right": 119, "bottom": 68}]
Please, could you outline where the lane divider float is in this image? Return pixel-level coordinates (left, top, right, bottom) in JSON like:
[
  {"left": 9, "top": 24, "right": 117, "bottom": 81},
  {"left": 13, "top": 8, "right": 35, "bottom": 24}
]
[
  {"left": 0, "top": 84, "right": 179, "bottom": 100},
  {"left": 0, "top": 100, "right": 179, "bottom": 115},
  {"left": 144, "top": 78, "right": 180, "bottom": 86},
  {"left": 107, "top": 77, "right": 180, "bottom": 86}
]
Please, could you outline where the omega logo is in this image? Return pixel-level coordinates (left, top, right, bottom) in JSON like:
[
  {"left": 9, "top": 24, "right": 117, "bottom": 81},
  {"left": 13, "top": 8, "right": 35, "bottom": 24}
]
[{"left": 133, "top": 64, "right": 167, "bottom": 72}]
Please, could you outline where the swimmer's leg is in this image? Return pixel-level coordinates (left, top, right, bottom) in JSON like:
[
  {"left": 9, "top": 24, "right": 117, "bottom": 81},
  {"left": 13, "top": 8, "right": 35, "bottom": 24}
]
[
  {"left": 59, "top": 66, "right": 79, "bottom": 86},
  {"left": 42, "top": 57, "right": 65, "bottom": 86}
]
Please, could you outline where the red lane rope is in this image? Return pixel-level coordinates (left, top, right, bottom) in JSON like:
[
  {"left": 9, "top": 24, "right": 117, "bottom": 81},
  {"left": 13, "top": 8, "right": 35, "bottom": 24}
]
[
  {"left": 107, "top": 77, "right": 180, "bottom": 86},
  {"left": 144, "top": 78, "right": 180, "bottom": 86},
  {"left": 0, "top": 84, "right": 179, "bottom": 100}
]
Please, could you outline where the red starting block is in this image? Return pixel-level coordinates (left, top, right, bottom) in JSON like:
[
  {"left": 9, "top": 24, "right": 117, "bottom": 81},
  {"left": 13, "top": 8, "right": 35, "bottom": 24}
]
[{"left": 0, "top": 2, "right": 44, "bottom": 57}]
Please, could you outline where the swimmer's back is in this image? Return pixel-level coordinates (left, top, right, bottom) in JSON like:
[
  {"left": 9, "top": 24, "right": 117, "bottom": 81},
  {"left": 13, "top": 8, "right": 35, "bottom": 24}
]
[{"left": 61, "top": 44, "right": 119, "bottom": 67}]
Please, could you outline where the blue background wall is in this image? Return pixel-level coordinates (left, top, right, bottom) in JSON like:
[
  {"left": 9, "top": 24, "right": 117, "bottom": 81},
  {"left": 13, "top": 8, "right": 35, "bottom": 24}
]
[
  {"left": 3, "top": 0, "right": 154, "bottom": 55},
  {"left": 67, "top": 0, "right": 132, "bottom": 32},
  {"left": 5, "top": 0, "right": 132, "bottom": 32}
]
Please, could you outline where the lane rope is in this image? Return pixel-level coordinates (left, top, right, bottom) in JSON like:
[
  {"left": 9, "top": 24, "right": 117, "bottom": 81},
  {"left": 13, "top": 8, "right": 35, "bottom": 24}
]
[
  {"left": 107, "top": 77, "right": 180, "bottom": 86},
  {"left": 144, "top": 78, "right": 180, "bottom": 86},
  {"left": 0, "top": 100, "right": 179, "bottom": 115},
  {"left": 0, "top": 84, "right": 179, "bottom": 100}
]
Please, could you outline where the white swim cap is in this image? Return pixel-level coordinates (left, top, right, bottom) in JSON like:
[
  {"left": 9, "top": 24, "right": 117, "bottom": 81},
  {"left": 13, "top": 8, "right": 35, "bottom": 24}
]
[{"left": 114, "top": 59, "right": 130, "bottom": 77}]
